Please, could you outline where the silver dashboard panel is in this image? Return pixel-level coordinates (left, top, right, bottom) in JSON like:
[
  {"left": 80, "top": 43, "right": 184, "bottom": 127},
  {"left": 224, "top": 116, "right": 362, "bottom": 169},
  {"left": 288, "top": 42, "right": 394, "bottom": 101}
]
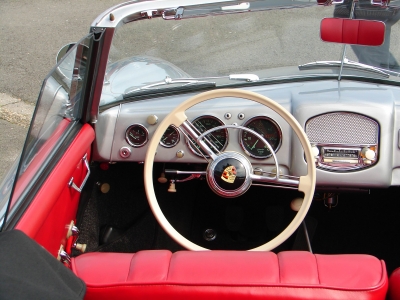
[{"left": 93, "top": 80, "right": 400, "bottom": 189}]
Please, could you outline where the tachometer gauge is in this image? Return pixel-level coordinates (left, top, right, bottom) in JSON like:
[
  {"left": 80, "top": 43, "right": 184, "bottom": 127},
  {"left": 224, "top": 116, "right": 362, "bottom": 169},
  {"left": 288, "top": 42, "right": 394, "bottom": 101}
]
[
  {"left": 240, "top": 116, "right": 282, "bottom": 158},
  {"left": 187, "top": 116, "right": 228, "bottom": 157},
  {"left": 160, "top": 125, "right": 180, "bottom": 148},
  {"left": 125, "top": 124, "right": 149, "bottom": 147}
]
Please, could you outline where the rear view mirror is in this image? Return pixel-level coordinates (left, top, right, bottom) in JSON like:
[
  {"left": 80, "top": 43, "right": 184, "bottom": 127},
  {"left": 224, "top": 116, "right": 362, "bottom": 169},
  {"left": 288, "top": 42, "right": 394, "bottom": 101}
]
[{"left": 320, "top": 18, "right": 385, "bottom": 46}]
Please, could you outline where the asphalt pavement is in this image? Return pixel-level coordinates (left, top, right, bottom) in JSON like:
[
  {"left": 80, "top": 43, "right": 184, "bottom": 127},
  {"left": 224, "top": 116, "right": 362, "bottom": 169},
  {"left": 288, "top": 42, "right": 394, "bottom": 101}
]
[{"left": 0, "top": 0, "right": 121, "bottom": 179}]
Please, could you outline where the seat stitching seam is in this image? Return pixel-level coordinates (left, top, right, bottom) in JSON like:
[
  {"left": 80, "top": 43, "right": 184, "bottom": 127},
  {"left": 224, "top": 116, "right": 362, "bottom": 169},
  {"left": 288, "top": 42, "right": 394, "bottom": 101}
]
[
  {"left": 314, "top": 255, "right": 321, "bottom": 285},
  {"left": 126, "top": 254, "right": 136, "bottom": 282},
  {"left": 277, "top": 254, "right": 281, "bottom": 284},
  {"left": 166, "top": 253, "right": 172, "bottom": 281}
]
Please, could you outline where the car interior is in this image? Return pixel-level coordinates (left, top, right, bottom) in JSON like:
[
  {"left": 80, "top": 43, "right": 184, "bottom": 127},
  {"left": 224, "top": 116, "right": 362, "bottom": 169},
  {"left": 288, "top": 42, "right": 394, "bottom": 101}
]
[{"left": 2, "top": 0, "right": 400, "bottom": 299}]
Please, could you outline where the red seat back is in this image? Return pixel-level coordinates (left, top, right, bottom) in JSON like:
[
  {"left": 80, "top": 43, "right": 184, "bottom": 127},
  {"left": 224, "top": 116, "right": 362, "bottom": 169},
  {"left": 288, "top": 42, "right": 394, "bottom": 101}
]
[{"left": 71, "top": 250, "right": 388, "bottom": 300}]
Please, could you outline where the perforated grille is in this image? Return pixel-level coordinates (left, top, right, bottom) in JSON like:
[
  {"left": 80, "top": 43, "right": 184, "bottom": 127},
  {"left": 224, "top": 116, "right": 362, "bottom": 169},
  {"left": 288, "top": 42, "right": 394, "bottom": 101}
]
[{"left": 305, "top": 112, "right": 378, "bottom": 145}]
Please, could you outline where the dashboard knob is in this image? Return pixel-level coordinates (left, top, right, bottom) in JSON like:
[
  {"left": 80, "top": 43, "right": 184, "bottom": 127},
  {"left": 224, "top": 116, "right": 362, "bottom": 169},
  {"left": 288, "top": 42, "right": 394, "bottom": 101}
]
[
  {"left": 311, "top": 145, "right": 319, "bottom": 157},
  {"left": 290, "top": 198, "right": 303, "bottom": 212},
  {"left": 362, "top": 147, "right": 376, "bottom": 160},
  {"left": 269, "top": 167, "right": 283, "bottom": 178},
  {"left": 176, "top": 150, "right": 184, "bottom": 158},
  {"left": 253, "top": 167, "right": 263, "bottom": 175},
  {"left": 147, "top": 115, "right": 158, "bottom": 125},
  {"left": 168, "top": 180, "right": 176, "bottom": 192},
  {"left": 158, "top": 173, "right": 168, "bottom": 183}
]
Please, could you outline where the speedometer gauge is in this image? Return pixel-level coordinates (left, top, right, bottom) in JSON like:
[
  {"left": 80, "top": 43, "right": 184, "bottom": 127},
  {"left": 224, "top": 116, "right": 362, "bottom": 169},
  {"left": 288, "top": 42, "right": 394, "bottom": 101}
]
[
  {"left": 187, "top": 116, "right": 228, "bottom": 157},
  {"left": 240, "top": 116, "right": 282, "bottom": 158}
]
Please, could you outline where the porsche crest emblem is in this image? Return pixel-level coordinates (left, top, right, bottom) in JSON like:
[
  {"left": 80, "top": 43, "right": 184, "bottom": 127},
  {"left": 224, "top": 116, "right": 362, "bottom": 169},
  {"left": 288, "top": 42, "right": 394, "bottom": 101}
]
[{"left": 221, "top": 165, "right": 237, "bottom": 183}]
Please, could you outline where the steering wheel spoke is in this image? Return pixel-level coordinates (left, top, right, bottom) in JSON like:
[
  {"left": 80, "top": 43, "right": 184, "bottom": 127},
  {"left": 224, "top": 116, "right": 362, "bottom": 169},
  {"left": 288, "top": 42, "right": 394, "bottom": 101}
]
[
  {"left": 180, "top": 120, "right": 219, "bottom": 160},
  {"left": 250, "top": 173, "right": 300, "bottom": 189}
]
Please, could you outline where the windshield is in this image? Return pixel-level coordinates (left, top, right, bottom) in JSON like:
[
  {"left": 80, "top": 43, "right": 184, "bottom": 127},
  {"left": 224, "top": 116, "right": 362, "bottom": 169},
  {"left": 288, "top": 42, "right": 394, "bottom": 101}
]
[{"left": 100, "top": 0, "right": 400, "bottom": 107}]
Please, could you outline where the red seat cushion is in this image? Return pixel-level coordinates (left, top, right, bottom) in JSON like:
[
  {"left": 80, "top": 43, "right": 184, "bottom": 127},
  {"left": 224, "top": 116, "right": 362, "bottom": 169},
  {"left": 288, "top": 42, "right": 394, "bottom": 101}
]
[
  {"left": 389, "top": 268, "right": 400, "bottom": 300},
  {"left": 71, "top": 250, "right": 388, "bottom": 300}
]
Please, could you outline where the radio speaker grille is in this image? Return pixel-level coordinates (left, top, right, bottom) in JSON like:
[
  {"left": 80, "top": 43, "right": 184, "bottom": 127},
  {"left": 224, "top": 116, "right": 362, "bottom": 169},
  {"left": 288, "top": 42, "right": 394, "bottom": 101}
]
[{"left": 305, "top": 112, "right": 378, "bottom": 145}]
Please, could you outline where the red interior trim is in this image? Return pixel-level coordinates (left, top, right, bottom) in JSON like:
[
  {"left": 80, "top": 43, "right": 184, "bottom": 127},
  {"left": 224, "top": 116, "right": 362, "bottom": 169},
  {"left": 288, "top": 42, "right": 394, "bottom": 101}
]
[{"left": 15, "top": 124, "right": 94, "bottom": 256}]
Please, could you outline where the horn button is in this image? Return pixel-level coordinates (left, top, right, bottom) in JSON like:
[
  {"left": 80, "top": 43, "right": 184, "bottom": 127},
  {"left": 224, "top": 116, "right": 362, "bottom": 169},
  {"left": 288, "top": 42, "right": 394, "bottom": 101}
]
[{"left": 206, "top": 153, "right": 252, "bottom": 198}]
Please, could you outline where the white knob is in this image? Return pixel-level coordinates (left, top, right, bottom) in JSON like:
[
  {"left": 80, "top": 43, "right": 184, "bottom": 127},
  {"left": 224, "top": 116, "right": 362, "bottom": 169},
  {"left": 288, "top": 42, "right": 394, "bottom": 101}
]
[
  {"left": 290, "top": 198, "right": 303, "bottom": 212},
  {"left": 147, "top": 115, "right": 158, "bottom": 125},
  {"left": 362, "top": 148, "right": 376, "bottom": 160},
  {"left": 311, "top": 146, "right": 319, "bottom": 157},
  {"left": 168, "top": 181, "right": 176, "bottom": 192}
]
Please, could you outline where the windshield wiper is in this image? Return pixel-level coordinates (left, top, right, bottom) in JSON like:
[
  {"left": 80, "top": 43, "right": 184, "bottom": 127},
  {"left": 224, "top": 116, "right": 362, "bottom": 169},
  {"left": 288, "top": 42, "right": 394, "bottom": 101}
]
[
  {"left": 123, "top": 79, "right": 216, "bottom": 99},
  {"left": 124, "top": 74, "right": 259, "bottom": 98},
  {"left": 299, "top": 59, "right": 392, "bottom": 78},
  {"left": 124, "top": 76, "right": 216, "bottom": 95}
]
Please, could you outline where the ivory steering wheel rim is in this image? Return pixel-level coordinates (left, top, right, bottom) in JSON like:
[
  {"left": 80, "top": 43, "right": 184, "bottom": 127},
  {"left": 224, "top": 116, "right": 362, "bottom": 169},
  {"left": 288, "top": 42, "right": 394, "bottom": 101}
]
[{"left": 144, "top": 89, "right": 316, "bottom": 251}]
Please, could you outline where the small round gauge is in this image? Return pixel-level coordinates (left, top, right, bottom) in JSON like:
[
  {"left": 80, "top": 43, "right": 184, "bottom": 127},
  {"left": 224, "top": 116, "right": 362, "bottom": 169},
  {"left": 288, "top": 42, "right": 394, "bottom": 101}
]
[
  {"left": 187, "top": 116, "right": 228, "bottom": 157},
  {"left": 240, "top": 116, "right": 282, "bottom": 158},
  {"left": 160, "top": 125, "right": 180, "bottom": 148},
  {"left": 125, "top": 124, "right": 149, "bottom": 147}
]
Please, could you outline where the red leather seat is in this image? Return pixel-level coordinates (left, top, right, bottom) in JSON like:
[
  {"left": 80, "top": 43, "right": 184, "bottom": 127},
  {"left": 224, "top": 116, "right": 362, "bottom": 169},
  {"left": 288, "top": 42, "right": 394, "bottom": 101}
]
[
  {"left": 389, "top": 268, "right": 400, "bottom": 300},
  {"left": 71, "top": 250, "right": 388, "bottom": 300}
]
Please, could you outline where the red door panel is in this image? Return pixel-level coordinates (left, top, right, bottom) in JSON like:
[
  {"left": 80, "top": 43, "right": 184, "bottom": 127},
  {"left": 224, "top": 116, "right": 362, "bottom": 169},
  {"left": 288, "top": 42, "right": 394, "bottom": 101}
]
[{"left": 15, "top": 123, "right": 95, "bottom": 257}]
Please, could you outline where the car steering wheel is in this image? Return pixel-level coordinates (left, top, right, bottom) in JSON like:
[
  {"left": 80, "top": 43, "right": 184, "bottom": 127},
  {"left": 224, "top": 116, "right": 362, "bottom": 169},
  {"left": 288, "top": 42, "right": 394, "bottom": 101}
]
[{"left": 144, "top": 89, "right": 316, "bottom": 251}]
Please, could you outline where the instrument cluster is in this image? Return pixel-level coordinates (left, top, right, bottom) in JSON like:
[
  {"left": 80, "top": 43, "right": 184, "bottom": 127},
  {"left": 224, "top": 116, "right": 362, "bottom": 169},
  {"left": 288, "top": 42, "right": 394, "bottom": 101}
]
[{"left": 124, "top": 114, "right": 283, "bottom": 159}]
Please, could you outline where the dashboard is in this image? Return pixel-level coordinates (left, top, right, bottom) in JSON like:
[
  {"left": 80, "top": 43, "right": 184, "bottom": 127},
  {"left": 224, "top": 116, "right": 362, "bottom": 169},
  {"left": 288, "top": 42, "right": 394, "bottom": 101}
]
[{"left": 93, "top": 79, "right": 400, "bottom": 190}]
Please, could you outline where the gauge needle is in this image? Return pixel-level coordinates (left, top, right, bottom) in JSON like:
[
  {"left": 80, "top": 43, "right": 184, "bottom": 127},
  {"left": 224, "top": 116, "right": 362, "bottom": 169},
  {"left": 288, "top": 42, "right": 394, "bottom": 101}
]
[
  {"left": 251, "top": 139, "right": 259, "bottom": 150},
  {"left": 162, "top": 132, "right": 173, "bottom": 141}
]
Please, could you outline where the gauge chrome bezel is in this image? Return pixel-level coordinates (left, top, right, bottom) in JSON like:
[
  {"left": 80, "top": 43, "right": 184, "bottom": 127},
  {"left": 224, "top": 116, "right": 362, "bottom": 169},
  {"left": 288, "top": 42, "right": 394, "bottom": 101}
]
[
  {"left": 239, "top": 115, "right": 282, "bottom": 159},
  {"left": 186, "top": 115, "right": 229, "bottom": 157},
  {"left": 125, "top": 124, "right": 149, "bottom": 148},
  {"left": 160, "top": 125, "right": 180, "bottom": 148}
]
